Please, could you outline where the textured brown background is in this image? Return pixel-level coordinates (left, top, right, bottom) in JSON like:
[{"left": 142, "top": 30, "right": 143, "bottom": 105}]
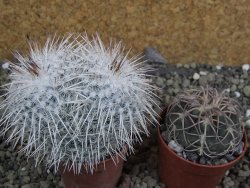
[{"left": 0, "top": 0, "right": 250, "bottom": 65}]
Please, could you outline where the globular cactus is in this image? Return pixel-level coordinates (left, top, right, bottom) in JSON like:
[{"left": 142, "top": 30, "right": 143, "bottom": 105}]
[
  {"left": 163, "top": 87, "right": 244, "bottom": 158},
  {"left": 0, "top": 34, "right": 158, "bottom": 174}
]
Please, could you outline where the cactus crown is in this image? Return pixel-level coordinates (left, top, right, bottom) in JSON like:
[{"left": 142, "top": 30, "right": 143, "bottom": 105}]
[
  {"left": 164, "top": 87, "right": 243, "bottom": 158},
  {"left": 0, "top": 34, "right": 158, "bottom": 174}
]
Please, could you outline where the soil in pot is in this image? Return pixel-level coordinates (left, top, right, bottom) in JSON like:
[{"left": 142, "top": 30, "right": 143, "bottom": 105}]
[
  {"left": 157, "top": 127, "right": 248, "bottom": 188},
  {"left": 59, "top": 155, "right": 124, "bottom": 188}
]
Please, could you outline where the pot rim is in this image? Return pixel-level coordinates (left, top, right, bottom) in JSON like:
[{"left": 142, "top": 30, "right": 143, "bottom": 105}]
[{"left": 158, "top": 106, "right": 249, "bottom": 169}]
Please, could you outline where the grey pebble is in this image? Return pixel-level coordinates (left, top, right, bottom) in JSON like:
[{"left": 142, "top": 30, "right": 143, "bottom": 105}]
[
  {"left": 238, "top": 170, "right": 250, "bottom": 177},
  {"left": 223, "top": 177, "right": 234, "bottom": 188},
  {"left": 21, "top": 184, "right": 32, "bottom": 188},
  {"left": 144, "top": 47, "right": 167, "bottom": 64},
  {"left": 146, "top": 177, "right": 157, "bottom": 188},
  {"left": 22, "top": 176, "right": 31, "bottom": 184},
  {"left": 40, "top": 180, "right": 50, "bottom": 188},
  {"left": 243, "top": 86, "right": 250, "bottom": 97},
  {"left": 182, "top": 79, "right": 190, "bottom": 88},
  {"left": 141, "top": 181, "right": 147, "bottom": 188},
  {"left": 230, "top": 84, "right": 237, "bottom": 92}
]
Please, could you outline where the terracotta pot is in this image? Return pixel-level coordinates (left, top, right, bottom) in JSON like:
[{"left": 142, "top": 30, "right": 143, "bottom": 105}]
[
  {"left": 59, "top": 155, "right": 124, "bottom": 188},
  {"left": 157, "top": 127, "right": 248, "bottom": 188}
]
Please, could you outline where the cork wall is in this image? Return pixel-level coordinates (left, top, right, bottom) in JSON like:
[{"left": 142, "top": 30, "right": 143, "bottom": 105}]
[{"left": 0, "top": 0, "right": 250, "bottom": 65}]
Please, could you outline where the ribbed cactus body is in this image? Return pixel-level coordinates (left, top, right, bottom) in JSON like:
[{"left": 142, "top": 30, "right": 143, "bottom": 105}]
[
  {"left": 164, "top": 87, "right": 243, "bottom": 158},
  {"left": 0, "top": 34, "right": 158, "bottom": 174}
]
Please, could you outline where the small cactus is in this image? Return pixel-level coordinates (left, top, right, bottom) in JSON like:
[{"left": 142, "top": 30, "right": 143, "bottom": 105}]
[
  {"left": 0, "top": 34, "right": 158, "bottom": 174},
  {"left": 163, "top": 87, "right": 244, "bottom": 158}
]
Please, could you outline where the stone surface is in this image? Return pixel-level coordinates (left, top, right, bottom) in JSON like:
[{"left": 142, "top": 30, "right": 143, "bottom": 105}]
[
  {"left": 243, "top": 86, "right": 250, "bottom": 97},
  {"left": 144, "top": 47, "right": 167, "bottom": 64}
]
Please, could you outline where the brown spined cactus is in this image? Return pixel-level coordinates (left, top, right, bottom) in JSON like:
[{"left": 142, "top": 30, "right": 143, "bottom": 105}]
[{"left": 163, "top": 87, "right": 244, "bottom": 158}]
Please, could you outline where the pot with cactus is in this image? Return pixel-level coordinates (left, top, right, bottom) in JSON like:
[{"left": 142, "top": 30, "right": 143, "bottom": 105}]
[
  {"left": 0, "top": 34, "right": 158, "bottom": 188},
  {"left": 158, "top": 87, "right": 248, "bottom": 188}
]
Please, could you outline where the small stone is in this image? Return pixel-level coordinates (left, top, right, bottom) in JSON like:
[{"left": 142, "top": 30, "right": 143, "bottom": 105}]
[
  {"left": 199, "top": 157, "right": 206, "bottom": 165},
  {"left": 144, "top": 47, "right": 167, "bottom": 64},
  {"left": 21, "top": 185, "right": 31, "bottom": 188},
  {"left": 0, "top": 165, "right": 4, "bottom": 175},
  {"left": 166, "top": 79, "right": 173, "bottom": 85},
  {"left": 231, "top": 78, "right": 240, "bottom": 85},
  {"left": 2, "top": 62, "right": 9, "bottom": 69},
  {"left": 234, "top": 91, "right": 241, "bottom": 98},
  {"left": 168, "top": 140, "right": 184, "bottom": 153},
  {"left": 190, "top": 63, "right": 196, "bottom": 69},
  {"left": 5, "top": 151, "right": 11, "bottom": 157},
  {"left": 37, "top": 166, "right": 43, "bottom": 175},
  {"left": 225, "top": 154, "right": 236, "bottom": 161},
  {"left": 156, "top": 77, "right": 165, "bottom": 87},
  {"left": 245, "top": 110, "right": 250, "bottom": 117},
  {"left": 159, "top": 183, "right": 166, "bottom": 188},
  {"left": 182, "top": 151, "right": 187, "bottom": 159},
  {"left": 207, "top": 73, "right": 215, "bottom": 82},
  {"left": 176, "top": 63, "right": 183, "bottom": 68},
  {"left": 7, "top": 170, "right": 16, "bottom": 181},
  {"left": 223, "top": 177, "right": 234, "bottom": 187},
  {"left": 216, "top": 65, "right": 223, "bottom": 70},
  {"left": 242, "top": 64, "right": 250, "bottom": 71},
  {"left": 199, "top": 71, "right": 207, "bottom": 75},
  {"left": 238, "top": 170, "right": 250, "bottom": 177},
  {"left": 141, "top": 182, "right": 147, "bottom": 188},
  {"left": 134, "top": 183, "right": 141, "bottom": 188},
  {"left": 243, "top": 164, "right": 250, "bottom": 171},
  {"left": 22, "top": 176, "right": 31, "bottom": 184},
  {"left": 243, "top": 86, "right": 250, "bottom": 97},
  {"left": 224, "top": 88, "right": 230, "bottom": 93},
  {"left": 230, "top": 84, "right": 237, "bottom": 92},
  {"left": 0, "top": 151, "right": 5, "bottom": 158},
  {"left": 135, "top": 177, "right": 141, "bottom": 184},
  {"left": 199, "top": 76, "right": 208, "bottom": 86},
  {"left": 40, "top": 181, "right": 50, "bottom": 188},
  {"left": 147, "top": 178, "right": 157, "bottom": 188},
  {"left": 182, "top": 79, "right": 190, "bottom": 88},
  {"left": 193, "top": 73, "right": 200, "bottom": 80},
  {"left": 58, "top": 180, "right": 65, "bottom": 188},
  {"left": 142, "top": 176, "right": 151, "bottom": 182},
  {"left": 245, "top": 119, "right": 250, "bottom": 129},
  {"left": 186, "top": 152, "right": 198, "bottom": 162},
  {"left": 219, "top": 158, "right": 228, "bottom": 164},
  {"left": 19, "top": 168, "right": 29, "bottom": 176}
]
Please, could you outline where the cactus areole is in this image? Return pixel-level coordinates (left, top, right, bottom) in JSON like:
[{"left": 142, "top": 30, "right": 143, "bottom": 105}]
[{"left": 0, "top": 33, "right": 158, "bottom": 180}]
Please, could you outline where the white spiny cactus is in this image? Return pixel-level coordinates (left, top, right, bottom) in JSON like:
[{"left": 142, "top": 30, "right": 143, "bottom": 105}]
[{"left": 0, "top": 34, "right": 158, "bottom": 174}]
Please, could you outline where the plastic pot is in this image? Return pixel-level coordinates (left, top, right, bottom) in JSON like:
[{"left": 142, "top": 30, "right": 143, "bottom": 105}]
[
  {"left": 59, "top": 155, "right": 124, "bottom": 188},
  {"left": 157, "top": 127, "right": 248, "bottom": 188}
]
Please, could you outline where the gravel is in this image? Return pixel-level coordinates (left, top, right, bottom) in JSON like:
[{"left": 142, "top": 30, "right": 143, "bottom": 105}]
[{"left": 0, "top": 60, "right": 250, "bottom": 188}]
